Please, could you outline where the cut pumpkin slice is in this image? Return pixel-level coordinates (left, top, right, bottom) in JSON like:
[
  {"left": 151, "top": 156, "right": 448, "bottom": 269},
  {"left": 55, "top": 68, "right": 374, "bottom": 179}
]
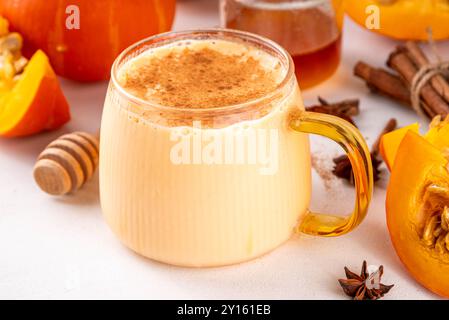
[
  {"left": 386, "top": 131, "right": 449, "bottom": 297},
  {"left": 0, "top": 50, "right": 70, "bottom": 137},
  {"left": 380, "top": 123, "right": 419, "bottom": 170}
]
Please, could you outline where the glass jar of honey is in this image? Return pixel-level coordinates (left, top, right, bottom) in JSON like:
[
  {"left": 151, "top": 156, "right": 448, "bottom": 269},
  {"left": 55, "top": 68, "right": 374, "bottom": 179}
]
[{"left": 220, "top": 0, "right": 344, "bottom": 89}]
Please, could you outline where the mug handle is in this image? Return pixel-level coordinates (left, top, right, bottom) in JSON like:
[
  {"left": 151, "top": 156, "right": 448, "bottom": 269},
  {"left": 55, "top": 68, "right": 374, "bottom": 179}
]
[{"left": 290, "top": 111, "right": 374, "bottom": 237}]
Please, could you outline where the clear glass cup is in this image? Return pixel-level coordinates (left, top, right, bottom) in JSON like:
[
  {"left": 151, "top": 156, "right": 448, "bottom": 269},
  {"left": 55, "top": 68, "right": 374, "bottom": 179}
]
[
  {"left": 220, "top": 0, "right": 344, "bottom": 89},
  {"left": 100, "top": 29, "right": 372, "bottom": 267}
]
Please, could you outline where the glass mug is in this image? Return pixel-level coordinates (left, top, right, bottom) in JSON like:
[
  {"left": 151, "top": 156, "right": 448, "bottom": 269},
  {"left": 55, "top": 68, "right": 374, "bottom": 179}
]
[
  {"left": 100, "top": 29, "right": 373, "bottom": 267},
  {"left": 220, "top": 0, "right": 344, "bottom": 89}
]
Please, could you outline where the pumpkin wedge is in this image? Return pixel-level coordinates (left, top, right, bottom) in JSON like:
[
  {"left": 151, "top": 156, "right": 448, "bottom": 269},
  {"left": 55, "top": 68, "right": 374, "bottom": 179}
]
[
  {"left": 380, "top": 123, "right": 420, "bottom": 170},
  {"left": 0, "top": 50, "right": 70, "bottom": 137},
  {"left": 380, "top": 117, "right": 449, "bottom": 170},
  {"left": 386, "top": 130, "right": 449, "bottom": 297}
]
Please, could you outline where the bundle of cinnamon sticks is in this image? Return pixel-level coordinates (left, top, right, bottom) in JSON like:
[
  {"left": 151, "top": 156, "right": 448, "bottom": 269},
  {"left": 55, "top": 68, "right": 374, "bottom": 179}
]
[{"left": 354, "top": 41, "right": 449, "bottom": 119}]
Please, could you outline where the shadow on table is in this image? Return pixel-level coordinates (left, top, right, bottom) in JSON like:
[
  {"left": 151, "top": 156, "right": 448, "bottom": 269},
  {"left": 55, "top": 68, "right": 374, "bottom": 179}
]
[
  {"left": 0, "top": 128, "right": 71, "bottom": 166},
  {"left": 0, "top": 130, "right": 100, "bottom": 207},
  {"left": 54, "top": 171, "right": 100, "bottom": 207}
]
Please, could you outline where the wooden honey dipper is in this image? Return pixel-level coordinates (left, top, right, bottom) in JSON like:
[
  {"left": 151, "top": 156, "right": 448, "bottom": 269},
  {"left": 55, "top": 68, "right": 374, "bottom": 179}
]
[{"left": 33, "top": 131, "right": 99, "bottom": 195}]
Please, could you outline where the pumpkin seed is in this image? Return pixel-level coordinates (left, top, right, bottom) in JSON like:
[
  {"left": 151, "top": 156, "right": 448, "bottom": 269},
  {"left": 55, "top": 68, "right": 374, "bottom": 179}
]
[
  {"left": 0, "top": 32, "right": 23, "bottom": 55},
  {"left": 426, "top": 184, "right": 449, "bottom": 198},
  {"left": 423, "top": 215, "right": 439, "bottom": 247},
  {"left": 0, "top": 51, "right": 15, "bottom": 81},
  {"left": 442, "top": 207, "right": 449, "bottom": 231},
  {"left": 434, "top": 226, "right": 444, "bottom": 238},
  {"left": 445, "top": 232, "right": 449, "bottom": 252},
  {"left": 435, "top": 234, "right": 448, "bottom": 254}
]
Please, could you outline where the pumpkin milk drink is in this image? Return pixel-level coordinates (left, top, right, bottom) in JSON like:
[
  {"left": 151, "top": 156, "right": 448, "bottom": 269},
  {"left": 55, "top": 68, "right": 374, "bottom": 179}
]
[{"left": 100, "top": 30, "right": 373, "bottom": 267}]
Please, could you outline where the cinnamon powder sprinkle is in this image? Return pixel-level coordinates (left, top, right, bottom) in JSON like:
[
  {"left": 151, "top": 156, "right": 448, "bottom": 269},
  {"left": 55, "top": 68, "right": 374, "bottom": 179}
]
[{"left": 120, "top": 46, "right": 281, "bottom": 109}]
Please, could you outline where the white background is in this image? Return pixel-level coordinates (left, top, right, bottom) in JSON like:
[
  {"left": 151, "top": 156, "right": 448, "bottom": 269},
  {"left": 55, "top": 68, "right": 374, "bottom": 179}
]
[{"left": 1, "top": 0, "right": 448, "bottom": 299}]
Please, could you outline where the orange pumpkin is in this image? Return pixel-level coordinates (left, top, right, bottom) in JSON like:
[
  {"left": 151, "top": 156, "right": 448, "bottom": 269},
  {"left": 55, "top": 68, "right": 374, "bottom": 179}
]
[
  {"left": 382, "top": 117, "right": 449, "bottom": 297},
  {"left": 0, "top": 0, "right": 176, "bottom": 82}
]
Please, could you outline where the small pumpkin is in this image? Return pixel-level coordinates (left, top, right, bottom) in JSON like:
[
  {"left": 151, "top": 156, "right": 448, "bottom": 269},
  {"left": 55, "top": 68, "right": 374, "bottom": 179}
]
[
  {"left": 0, "top": 0, "right": 176, "bottom": 82},
  {"left": 345, "top": 0, "right": 449, "bottom": 40}
]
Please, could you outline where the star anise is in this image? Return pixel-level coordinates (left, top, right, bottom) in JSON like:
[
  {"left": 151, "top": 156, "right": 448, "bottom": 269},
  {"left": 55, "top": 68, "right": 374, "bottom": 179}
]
[
  {"left": 332, "top": 151, "right": 383, "bottom": 184},
  {"left": 332, "top": 118, "right": 397, "bottom": 185},
  {"left": 306, "top": 96, "right": 360, "bottom": 127},
  {"left": 338, "top": 261, "right": 394, "bottom": 300}
]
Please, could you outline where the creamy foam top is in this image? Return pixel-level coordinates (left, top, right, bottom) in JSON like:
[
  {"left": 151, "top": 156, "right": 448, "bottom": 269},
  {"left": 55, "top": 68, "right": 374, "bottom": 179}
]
[{"left": 117, "top": 39, "right": 286, "bottom": 109}]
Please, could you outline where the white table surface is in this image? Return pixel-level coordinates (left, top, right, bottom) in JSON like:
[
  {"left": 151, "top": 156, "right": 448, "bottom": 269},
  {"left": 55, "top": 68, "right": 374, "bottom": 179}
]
[{"left": 1, "top": 0, "right": 448, "bottom": 300}]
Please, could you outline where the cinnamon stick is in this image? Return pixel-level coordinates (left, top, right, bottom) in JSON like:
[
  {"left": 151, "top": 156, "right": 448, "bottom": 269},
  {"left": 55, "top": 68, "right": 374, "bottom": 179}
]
[
  {"left": 387, "top": 46, "right": 449, "bottom": 117},
  {"left": 354, "top": 61, "right": 411, "bottom": 106},
  {"left": 405, "top": 41, "right": 449, "bottom": 104}
]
